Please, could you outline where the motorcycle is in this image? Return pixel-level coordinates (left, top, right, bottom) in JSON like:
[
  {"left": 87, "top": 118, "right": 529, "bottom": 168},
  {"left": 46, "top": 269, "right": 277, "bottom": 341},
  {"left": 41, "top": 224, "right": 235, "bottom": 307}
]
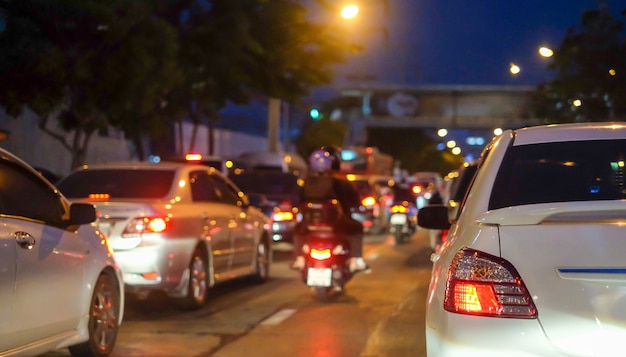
[
  {"left": 297, "top": 200, "right": 353, "bottom": 301},
  {"left": 388, "top": 201, "right": 417, "bottom": 244}
]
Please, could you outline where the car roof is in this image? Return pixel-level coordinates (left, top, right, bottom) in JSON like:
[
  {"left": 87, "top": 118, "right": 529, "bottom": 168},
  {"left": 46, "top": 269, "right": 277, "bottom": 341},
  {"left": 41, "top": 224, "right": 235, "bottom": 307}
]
[
  {"left": 73, "top": 161, "right": 215, "bottom": 171},
  {"left": 513, "top": 122, "right": 626, "bottom": 146}
]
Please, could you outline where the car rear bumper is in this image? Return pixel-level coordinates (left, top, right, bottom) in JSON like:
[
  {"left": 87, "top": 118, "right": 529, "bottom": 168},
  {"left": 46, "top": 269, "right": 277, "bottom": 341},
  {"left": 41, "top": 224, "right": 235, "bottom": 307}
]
[{"left": 113, "top": 240, "right": 196, "bottom": 298}]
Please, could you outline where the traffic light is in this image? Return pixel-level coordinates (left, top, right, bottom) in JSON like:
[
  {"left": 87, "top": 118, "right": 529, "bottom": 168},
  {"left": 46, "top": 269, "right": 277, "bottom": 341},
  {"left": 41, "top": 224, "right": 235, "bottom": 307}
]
[{"left": 309, "top": 108, "right": 321, "bottom": 120}]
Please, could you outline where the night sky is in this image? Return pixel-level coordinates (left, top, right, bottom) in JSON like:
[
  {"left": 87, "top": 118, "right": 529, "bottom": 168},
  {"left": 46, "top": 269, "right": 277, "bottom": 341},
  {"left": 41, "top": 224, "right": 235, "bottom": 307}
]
[{"left": 329, "top": 0, "right": 624, "bottom": 89}]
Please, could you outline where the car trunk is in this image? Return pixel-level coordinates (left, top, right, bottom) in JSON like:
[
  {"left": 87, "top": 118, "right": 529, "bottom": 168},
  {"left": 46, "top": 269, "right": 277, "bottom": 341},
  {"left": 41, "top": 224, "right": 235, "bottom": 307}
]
[
  {"left": 488, "top": 202, "right": 626, "bottom": 356},
  {"left": 82, "top": 200, "right": 157, "bottom": 251}
]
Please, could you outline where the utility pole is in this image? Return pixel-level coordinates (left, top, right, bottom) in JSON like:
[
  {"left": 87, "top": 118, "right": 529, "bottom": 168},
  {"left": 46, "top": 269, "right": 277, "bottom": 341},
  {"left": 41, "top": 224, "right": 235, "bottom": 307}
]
[{"left": 268, "top": 97, "right": 281, "bottom": 153}]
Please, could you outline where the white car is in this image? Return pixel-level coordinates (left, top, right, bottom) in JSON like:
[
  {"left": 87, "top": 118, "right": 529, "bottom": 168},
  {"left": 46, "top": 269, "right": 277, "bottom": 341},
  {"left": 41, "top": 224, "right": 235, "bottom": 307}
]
[
  {"left": 57, "top": 161, "right": 271, "bottom": 310},
  {"left": 0, "top": 148, "right": 123, "bottom": 357},
  {"left": 418, "top": 122, "right": 626, "bottom": 357}
]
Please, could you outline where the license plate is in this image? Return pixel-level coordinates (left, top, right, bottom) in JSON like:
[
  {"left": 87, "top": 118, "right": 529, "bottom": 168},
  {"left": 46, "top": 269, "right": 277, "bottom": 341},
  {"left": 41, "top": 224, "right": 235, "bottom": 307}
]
[
  {"left": 306, "top": 267, "right": 333, "bottom": 287},
  {"left": 390, "top": 213, "right": 407, "bottom": 225}
]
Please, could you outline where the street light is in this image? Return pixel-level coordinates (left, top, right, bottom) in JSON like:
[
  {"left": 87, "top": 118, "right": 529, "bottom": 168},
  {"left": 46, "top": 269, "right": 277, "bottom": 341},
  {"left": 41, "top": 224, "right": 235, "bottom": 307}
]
[
  {"left": 341, "top": 4, "right": 359, "bottom": 19},
  {"left": 538, "top": 46, "right": 554, "bottom": 58}
]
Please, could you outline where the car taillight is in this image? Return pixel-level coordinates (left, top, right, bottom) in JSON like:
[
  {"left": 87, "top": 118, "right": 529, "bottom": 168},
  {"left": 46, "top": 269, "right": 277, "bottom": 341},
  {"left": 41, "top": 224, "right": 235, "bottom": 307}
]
[
  {"left": 310, "top": 248, "right": 332, "bottom": 260},
  {"left": 361, "top": 196, "right": 376, "bottom": 207},
  {"left": 122, "top": 217, "right": 170, "bottom": 236},
  {"left": 272, "top": 211, "right": 294, "bottom": 222},
  {"left": 185, "top": 152, "right": 203, "bottom": 163},
  {"left": 444, "top": 248, "right": 537, "bottom": 318},
  {"left": 411, "top": 185, "right": 422, "bottom": 194}
]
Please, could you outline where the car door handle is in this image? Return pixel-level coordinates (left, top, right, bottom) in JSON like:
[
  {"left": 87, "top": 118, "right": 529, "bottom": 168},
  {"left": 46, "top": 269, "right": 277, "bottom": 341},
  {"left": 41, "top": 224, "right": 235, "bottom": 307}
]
[{"left": 14, "top": 231, "right": 36, "bottom": 250}]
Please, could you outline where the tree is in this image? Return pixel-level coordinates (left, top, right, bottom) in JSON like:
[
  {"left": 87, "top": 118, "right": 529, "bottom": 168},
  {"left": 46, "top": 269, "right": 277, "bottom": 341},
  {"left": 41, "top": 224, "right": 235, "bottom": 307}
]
[
  {"left": 98, "top": 2, "right": 182, "bottom": 161},
  {"left": 532, "top": 2, "right": 626, "bottom": 123},
  {"left": 295, "top": 118, "right": 347, "bottom": 160},
  {"left": 0, "top": 0, "right": 181, "bottom": 168},
  {"left": 156, "top": 0, "right": 357, "bottom": 155},
  {"left": 366, "top": 127, "right": 463, "bottom": 175},
  {"left": 0, "top": 0, "right": 358, "bottom": 168}
]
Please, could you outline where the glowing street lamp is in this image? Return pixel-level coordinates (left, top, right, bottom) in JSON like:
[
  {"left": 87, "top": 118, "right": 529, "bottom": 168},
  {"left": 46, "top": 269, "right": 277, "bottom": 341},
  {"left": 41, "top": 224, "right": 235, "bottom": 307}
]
[
  {"left": 510, "top": 63, "right": 521, "bottom": 75},
  {"left": 341, "top": 4, "right": 359, "bottom": 19},
  {"left": 538, "top": 46, "right": 554, "bottom": 58}
]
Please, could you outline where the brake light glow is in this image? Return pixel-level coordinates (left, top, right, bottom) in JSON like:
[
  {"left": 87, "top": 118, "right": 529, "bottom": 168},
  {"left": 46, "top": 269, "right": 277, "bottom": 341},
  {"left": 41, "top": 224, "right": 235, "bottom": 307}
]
[
  {"left": 444, "top": 248, "right": 537, "bottom": 318},
  {"left": 122, "top": 217, "right": 170, "bottom": 236},
  {"left": 310, "top": 248, "right": 332, "bottom": 260},
  {"left": 89, "top": 193, "right": 110, "bottom": 201},
  {"left": 185, "top": 153, "right": 202, "bottom": 162},
  {"left": 390, "top": 205, "right": 408, "bottom": 214},
  {"left": 272, "top": 211, "right": 294, "bottom": 222},
  {"left": 361, "top": 196, "right": 377, "bottom": 207},
  {"left": 412, "top": 185, "right": 422, "bottom": 194}
]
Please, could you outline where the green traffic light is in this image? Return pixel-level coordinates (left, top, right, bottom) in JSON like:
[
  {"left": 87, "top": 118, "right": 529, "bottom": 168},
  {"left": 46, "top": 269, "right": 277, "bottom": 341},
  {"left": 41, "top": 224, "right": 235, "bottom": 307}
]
[{"left": 309, "top": 108, "right": 320, "bottom": 119}]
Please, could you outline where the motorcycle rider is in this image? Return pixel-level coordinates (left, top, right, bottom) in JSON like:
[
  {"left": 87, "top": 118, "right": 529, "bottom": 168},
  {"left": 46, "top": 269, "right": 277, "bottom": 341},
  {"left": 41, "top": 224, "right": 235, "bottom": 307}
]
[{"left": 290, "top": 146, "right": 370, "bottom": 273}]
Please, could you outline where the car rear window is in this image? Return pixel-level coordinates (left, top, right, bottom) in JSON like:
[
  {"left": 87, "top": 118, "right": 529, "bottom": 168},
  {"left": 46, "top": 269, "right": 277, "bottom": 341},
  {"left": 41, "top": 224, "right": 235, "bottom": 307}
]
[
  {"left": 489, "top": 139, "right": 626, "bottom": 210},
  {"left": 57, "top": 169, "right": 175, "bottom": 199},
  {"left": 229, "top": 173, "right": 301, "bottom": 197}
]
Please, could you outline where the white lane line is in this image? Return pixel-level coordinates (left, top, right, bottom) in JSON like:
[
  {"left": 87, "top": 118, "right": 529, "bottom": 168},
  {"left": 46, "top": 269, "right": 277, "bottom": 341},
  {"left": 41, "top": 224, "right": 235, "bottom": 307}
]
[{"left": 260, "top": 308, "right": 296, "bottom": 326}]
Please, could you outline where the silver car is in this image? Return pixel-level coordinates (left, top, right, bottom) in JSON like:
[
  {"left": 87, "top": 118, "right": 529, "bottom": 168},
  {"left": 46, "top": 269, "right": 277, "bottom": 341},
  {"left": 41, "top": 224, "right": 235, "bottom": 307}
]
[
  {"left": 0, "top": 147, "right": 123, "bottom": 357},
  {"left": 57, "top": 161, "right": 271, "bottom": 310}
]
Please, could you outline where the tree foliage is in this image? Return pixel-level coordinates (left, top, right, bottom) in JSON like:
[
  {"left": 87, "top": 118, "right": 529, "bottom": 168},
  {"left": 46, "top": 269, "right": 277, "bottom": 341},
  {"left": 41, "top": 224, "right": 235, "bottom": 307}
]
[
  {"left": 532, "top": 3, "right": 626, "bottom": 123},
  {"left": 0, "top": 0, "right": 356, "bottom": 169},
  {"left": 366, "top": 127, "right": 463, "bottom": 175},
  {"left": 296, "top": 118, "right": 347, "bottom": 160}
]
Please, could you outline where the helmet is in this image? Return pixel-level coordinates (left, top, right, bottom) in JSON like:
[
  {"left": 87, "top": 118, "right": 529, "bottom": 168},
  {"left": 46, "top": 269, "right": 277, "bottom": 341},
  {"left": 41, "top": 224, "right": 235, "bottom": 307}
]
[
  {"left": 320, "top": 145, "right": 341, "bottom": 171},
  {"left": 309, "top": 149, "right": 333, "bottom": 173}
]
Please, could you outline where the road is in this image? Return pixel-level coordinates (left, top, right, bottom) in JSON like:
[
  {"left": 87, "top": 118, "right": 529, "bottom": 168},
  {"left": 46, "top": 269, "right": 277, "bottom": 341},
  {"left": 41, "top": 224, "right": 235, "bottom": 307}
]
[{"left": 43, "top": 229, "right": 433, "bottom": 357}]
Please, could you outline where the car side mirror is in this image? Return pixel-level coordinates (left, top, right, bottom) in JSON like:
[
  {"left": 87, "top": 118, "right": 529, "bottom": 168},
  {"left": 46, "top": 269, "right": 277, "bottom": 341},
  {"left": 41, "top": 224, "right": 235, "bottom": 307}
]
[
  {"left": 417, "top": 205, "right": 451, "bottom": 230},
  {"left": 69, "top": 203, "right": 97, "bottom": 225}
]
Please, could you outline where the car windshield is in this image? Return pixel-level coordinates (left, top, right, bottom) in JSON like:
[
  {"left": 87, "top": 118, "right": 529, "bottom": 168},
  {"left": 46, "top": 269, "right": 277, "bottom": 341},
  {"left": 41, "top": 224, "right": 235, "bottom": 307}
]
[
  {"left": 57, "top": 169, "right": 175, "bottom": 199},
  {"left": 490, "top": 139, "right": 626, "bottom": 210}
]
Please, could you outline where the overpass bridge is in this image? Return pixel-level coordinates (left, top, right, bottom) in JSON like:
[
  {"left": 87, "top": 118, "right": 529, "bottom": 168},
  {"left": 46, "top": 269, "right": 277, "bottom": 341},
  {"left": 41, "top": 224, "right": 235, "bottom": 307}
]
[{"left": 335, "top": 84, "right": 540, "bottom": 158}]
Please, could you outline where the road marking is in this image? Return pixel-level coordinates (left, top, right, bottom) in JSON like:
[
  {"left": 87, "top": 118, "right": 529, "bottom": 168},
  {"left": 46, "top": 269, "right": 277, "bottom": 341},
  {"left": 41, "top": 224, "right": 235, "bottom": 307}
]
[{"left": 260, "top": 308, "right": 296, "bottom": 326}]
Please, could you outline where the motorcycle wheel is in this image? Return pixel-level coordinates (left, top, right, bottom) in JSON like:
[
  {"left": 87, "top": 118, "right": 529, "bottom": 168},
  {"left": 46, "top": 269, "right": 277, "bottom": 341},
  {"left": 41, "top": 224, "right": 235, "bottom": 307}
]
[
  {"left": 314, "top": 287, "right": 331, "bottom": 302},
  {"left": 394, "top": 226, "right": 405, "bottom": 244}
]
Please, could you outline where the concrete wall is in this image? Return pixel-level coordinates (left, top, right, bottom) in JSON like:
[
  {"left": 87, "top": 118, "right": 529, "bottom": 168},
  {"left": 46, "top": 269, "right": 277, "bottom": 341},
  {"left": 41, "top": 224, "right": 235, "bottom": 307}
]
[{"left": 0, "top": 108, "right": 268, "bottom": 178}]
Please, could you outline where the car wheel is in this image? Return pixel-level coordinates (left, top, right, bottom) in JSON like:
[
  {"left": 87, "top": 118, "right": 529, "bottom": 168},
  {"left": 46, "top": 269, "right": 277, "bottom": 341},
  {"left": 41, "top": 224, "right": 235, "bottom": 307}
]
[
  {"left": 178, "top": 248, "right": 209, "bottom": 310},
  {"left": 69, "top": 272, "right": 120, "bottom": 357},
  {"left": 251, "top": 238, "right": 270, "bottom": 284}
]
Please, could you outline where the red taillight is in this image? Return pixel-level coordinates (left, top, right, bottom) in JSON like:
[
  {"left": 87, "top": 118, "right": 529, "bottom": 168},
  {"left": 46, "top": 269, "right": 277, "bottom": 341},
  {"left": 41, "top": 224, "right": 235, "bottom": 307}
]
[
  {"left": 272, "top": 211, "right": 294, "bottom": 222},
  {"left": 310, "top": 248, "right": 332, "bottom": 260},
  {"left": 444, "top": 248, "right": 537, "bottom": 318},
  {"left": 185, "top": 153, "right": 202, "bottom": 163},
  {"left": 122, "top": 217, "right": 170, "bottom": 236},
  {"left": 361, "top": 196, "right": 376, "bottom": 207}
]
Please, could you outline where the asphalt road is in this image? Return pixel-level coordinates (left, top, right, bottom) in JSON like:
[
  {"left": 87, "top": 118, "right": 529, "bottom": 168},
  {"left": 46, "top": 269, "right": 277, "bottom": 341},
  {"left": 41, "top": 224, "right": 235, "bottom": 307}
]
[{"left": 42, "top": 229, "right": 433, "bottom": 357}]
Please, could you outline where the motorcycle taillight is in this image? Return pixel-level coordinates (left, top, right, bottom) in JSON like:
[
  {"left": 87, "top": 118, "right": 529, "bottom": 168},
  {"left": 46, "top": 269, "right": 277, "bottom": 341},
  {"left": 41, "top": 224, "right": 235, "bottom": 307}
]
[
  {"left": 310, "top": 248, "right": 332, "bottom": 260},
  {"left": 390, "top": 204, "right": 409, "bottom": 214}
]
